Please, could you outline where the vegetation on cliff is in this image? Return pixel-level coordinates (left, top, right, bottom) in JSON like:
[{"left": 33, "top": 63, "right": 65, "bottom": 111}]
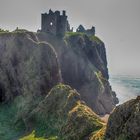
[
  {"left": 0, "top": 101, "right": 26, "bottom": 140},
  {"left": 90, "top": 35, "right": 103, "bottom": 44},
  {"left": 0, "top": 28, "right": 9, "bottom": 33},
  {"left": 20, "top": 131, "right": 57, "bottom": 140},
  {"left": 0, "top": 84, "right": 106, "bottom": 140},
  {"left": 23, "top": 84, "right": 104, "bottom": 140}
]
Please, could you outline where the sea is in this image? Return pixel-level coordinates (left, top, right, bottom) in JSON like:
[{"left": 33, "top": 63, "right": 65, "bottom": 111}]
[{"left": 110, "top": 75, "right": 140, "bottom": 104}]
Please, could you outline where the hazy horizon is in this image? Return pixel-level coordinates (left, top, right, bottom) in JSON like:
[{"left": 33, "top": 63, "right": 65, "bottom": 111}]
[{"left": 0, "top": 0, "right": 140, "bottom": 76}]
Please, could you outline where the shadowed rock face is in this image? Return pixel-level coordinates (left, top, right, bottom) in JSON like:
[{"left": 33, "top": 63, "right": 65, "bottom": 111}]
[
  {"left": 105, "top": 97, "right": 140, "bottom": 140},
  {"left": 0, "top": 32, "right": 61, "bottom": 102}
]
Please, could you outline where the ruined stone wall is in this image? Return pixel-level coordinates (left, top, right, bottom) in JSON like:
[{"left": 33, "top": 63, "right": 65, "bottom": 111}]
[
  {"left": 41, "top": 13, "right": 57, "bottom": 35},
  {"left": 41, "top": 10, "right": 68, "bottom": 37},
  {"left": 57, "top": 15, "right": 67, "bottom": 37},
  {"left": 77, "top": 25, "right": 95, "bottom": 36}
]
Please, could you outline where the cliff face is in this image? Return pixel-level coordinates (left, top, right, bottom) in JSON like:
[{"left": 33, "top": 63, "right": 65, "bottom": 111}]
[
  {"left": 0, "top": 33, "right": 61, "bottom": 102},
  {"left": 0, "top": 31, "right": 118, "bottom": 115},
  {"left": 0, "top": 31, "right": 118, "bottom": 139},
  {"left": 105, "top": 97, "right": 140, "bottom": 140},
  {"left": 37, "top": 32, "right": 118, "bottom": 115},
  {"left": 1, "top": 30, "right": 139, "bottom": 140}
]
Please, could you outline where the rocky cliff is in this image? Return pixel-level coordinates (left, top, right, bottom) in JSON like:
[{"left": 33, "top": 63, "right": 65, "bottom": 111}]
[
  {"left": 37, "top": 32, "right": 118, "bottom": 115},
  {"left": 0, "top": 31, "right": 118, "bottom": 140},
  {"left": 24, "top": 84, "right": 105, "bottom": 140},
  {"left": 105, "top": 96, "right": 140, "bottom": 140},
  {"left": 0, "top": 31, "right": 118, "bottom": 115}
]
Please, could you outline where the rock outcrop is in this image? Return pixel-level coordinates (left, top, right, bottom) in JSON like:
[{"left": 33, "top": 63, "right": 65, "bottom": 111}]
[
  {"left": 0, "top": 31, "right": 118, "bottom": 139},
  {"left": 23, "top": 84, "right": 105, "bottom": 140},
  {"left": 105, "top": 96, "right": 140, "bottom": 140},
  {"left": 37, "top": 32, "right": 118, "bottom": 115},
  {"left": 0, "top": 31, "right": 118, "bottom": 115},
  {"left": 0, "top": 32, "right": 61, "bottom": 102}
]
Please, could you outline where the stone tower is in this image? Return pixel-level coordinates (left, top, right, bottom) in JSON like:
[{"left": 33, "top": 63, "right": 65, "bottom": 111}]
[{"left": 41, "top": 9, "right": 70, "bottom": 37}]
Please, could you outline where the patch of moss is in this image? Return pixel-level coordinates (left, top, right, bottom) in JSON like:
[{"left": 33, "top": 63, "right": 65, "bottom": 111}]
[
  {"left": 20, "top": 130, "right": 58, "bottom": 140},
  {"left": 65, "top": 32, "right": 85, "bottom": 37},
  {"left": 64, "top": 32, "right": 87, "bottom": 54},
  {"left": 0, "top": 31, "right": 27, "bottom": 36},
  {"left": 0, "top": 28, "right": 9, "bottom": 33},
  {"left": 12, "top": 27, "right": 29, "bottom": 33},
  {"left": 25, "top": 84, "right": 105, "bottom": 140},
  {"left": 20, "top": 131, "right": 46, "bottom": 140},
  {"left": 89, "top": 126, "right": 106, "bottom": 140},
  {"left": 25, "top": 84, "right": 80, "bottom": 138},
  {"left": 95, "top": 71, "right": 105, "bottom": 92},
  {"left": 32, "top": 114, "right": 65, "bottom": 138},
  {"left": 90, "top": 35, "right": 103, "bottom": 44},
  {"left": 61, "top": 101, "right": 104, "bottom": 140}
]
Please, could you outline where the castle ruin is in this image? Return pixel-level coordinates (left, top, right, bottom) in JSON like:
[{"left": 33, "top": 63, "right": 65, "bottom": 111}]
[
  {"left": 41, "top": 9, "right": 70, "bottom": 37},
  {"left": 76, "top": 25, "right": 95, "bottom": 36},
  {"left": 40, "top": 9, "right": 95, "bottom": 37}
]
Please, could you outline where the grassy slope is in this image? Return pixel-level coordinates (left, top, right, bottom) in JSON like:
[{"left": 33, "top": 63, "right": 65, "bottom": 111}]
[
  {"left": 19, "top": 131, "right": 58, "bottom": 140},
  {"left": 0, "top": 103, "right": 26, "bottom": 140}
]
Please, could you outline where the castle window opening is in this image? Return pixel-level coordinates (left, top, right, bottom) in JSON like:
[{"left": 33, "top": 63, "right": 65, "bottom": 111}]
[
  {"left": 41, "top": 10, "right": 71, "bottom": 37},
  {"left": 50, "top": 22, "right": 53, "bottom": 26}
]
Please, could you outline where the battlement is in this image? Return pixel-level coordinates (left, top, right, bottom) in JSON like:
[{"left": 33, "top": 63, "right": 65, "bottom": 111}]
[{"left": 41, "top": 9, "right": 70, "bottom": 37}]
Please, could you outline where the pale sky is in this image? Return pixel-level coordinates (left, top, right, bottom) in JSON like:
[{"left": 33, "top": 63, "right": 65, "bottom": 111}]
[{"left": 0, "top": 0, "right": 140, "bottom": 76}]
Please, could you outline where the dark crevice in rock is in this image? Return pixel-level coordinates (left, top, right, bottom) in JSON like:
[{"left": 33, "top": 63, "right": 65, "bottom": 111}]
[{"left": 0, "top": 84, "right": 5, "bottom": 103}]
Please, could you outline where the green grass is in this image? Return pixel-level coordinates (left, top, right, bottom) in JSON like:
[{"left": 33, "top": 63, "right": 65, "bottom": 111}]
[
  {"left": 20, "top": 130, "right": 58, "bottom": 140},
  {"left": 90, "top": 35, "right": 103, "bottom": 44},
  {"left": 12, "top": 28, "right": 29, "bottom": 33},
  {"left": 94, "top": 71, "right": 105, "bottom": 91},
  {"left": 0, "top": 28, "right": 9, "bottom": 33},
  {"left": 65, "top": 32, "right": 85, "bottom": 37},
  {"left": 89, "top": 126, "right": 106, "bottom": 140},
  {"left": 0, "top": 102, "right": 26, "bottom": 140},
  {"left": 33, "top": 115, "right": 64, "bottom": 138}
]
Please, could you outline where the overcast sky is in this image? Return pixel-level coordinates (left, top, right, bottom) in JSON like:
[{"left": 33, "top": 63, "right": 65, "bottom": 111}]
[{"left": 0, "top": 0, "right": 140, "bottom": 76}]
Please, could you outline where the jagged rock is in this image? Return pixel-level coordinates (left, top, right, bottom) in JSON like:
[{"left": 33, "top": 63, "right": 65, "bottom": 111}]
[
  {"left": 25, "top": 84, "right": 104, "bottom": 140},
  {"left": 105, "top": 97, "right": 140, "bottom": 140}
]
